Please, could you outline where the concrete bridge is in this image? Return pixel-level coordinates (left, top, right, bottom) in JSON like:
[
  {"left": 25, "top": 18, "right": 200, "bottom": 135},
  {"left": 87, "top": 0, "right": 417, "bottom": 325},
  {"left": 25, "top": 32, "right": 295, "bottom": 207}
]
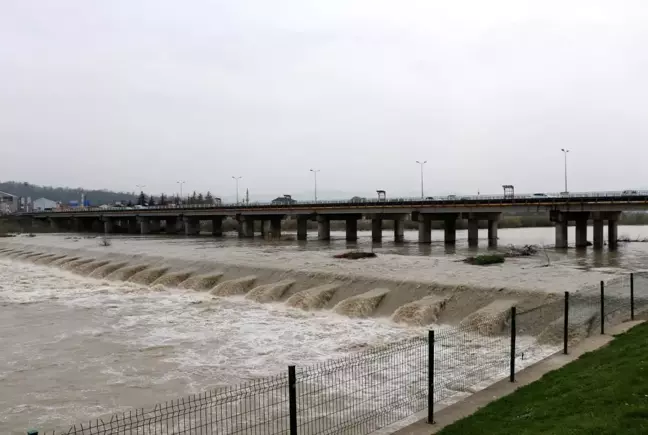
[{"left": 19, "top": 191, "right": 648, "bottom": 250}]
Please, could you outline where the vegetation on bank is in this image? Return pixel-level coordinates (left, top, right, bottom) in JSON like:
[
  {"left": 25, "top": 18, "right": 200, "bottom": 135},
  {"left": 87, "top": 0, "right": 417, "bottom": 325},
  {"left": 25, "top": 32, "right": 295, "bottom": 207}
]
[
  {"left": 438, "top": 322, "right": 648, "bottom": 435},
  {"left": 0, "top": 180, "right": 138, "bottom": 205},
  {"left": 463, "top": 254, "right": 506, "bottom": 265},
  {"left": 333, "top": 251, "right": 377, "bottom": 260}
]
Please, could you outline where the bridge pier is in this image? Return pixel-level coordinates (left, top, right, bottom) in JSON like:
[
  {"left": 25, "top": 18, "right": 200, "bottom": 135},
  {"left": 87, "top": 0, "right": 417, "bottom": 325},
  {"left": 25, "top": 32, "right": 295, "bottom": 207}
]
[
  {"left": 297, "top": 217, "right": 308, "bottom": 240},
  {"left": 418, "top": 215, "right": 432, "bottom": 244},
  {"left": 555, "top": 221, "right": 568, "bottom": 249},
  {"left": 468, "top": 218, "right": 479, "bottom": 247},
  {"left": 125, "top": 218, "right": 138, "bottom": 234},
  {"left": 593, "top": 219, "right": 604, "bottom": 249},
  {"left": 165, "top": 217, "right": 178, "bottom": 234},
  {"left": 150, "top": 219, "right": 161, "bottom": 233},
  {"left": 139, "top": 218, "right": 150, "bottom": 235},
  {"left": 345, "top": 217, "right": 358, "bottom": 241},
  {"left": 393, "top": 217, "right": 405, "bottom": 243},
  {"left": 212, "top": 217, "right": 223, "bottom": 237},
  {"left": 317, "top": 216, "right": 330, "bottom": 241},
  {"left": 263, "top": 218, "right": 282, "bottom": 240},
  {"left": 371, "top": 218, "right": 382, "bottom": 242},
  {"left": 184, "top": 217, "right": 200, "bottom": 236},
  {"left": 73, "top": 218, "right": 93, "bottom": 232},
  {"left": 103, "top": 218, "right": 114, "bottom": 234},
  {"left": 49, "top": 218, "right": 60, "bottom": 232},
  {"left": 488, "top": 221, "right": 498, "bottom": 247},
  {"left": 608, "top": 218, "right": 619, "bottom": 250},
  {"left": 575, "top": 216, "right": 588, "bottom": 248},
  {"left": 444, "top": 216, "right": 457, "bottom": 245},
  {"left": 239, "top": 216, "right": 255, "bottom": 238}
]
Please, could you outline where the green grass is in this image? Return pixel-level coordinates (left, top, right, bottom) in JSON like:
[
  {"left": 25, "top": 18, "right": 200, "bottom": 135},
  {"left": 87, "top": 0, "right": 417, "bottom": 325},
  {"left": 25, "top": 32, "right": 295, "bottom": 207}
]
[{"left": 438, "top": 322, "right": 648, "bottom": 435}]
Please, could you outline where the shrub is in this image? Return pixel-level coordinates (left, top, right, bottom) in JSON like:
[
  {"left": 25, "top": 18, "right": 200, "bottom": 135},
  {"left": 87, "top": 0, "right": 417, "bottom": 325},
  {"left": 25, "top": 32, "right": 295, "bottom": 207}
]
[{"left": 464, "top": 254, "right": 505, "bottom": 266}]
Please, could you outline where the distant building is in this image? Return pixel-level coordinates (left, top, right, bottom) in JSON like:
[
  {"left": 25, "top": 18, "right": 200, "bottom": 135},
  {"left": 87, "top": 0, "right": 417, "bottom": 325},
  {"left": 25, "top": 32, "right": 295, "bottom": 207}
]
[
  {"left": 0, "top": 190, "right": 18, "bottom": 214},
  {"left": 33, "top": 197, "right": 58, "bottom": 211}
]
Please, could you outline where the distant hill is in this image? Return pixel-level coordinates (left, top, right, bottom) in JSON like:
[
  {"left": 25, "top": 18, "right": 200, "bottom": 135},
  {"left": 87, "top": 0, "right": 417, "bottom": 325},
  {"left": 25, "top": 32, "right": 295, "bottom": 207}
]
[{"left": 0, "top": 181, "right": 137, "bottom": 206}]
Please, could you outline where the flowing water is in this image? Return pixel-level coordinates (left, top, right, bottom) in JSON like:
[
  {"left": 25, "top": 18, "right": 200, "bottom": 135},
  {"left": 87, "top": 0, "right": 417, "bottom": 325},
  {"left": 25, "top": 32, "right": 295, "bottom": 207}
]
[{"left": 1, "top": 226, "right": 648, "bottom": 434}]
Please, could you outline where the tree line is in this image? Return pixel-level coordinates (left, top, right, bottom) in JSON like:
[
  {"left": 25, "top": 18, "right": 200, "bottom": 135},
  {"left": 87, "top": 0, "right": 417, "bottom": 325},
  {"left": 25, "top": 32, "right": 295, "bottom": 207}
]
[
  {"left": 0, "top": 181, "right": 137, "bottom": 205},
  {"left": 136, "top": 191, "right": 218, "bottom": 206}
]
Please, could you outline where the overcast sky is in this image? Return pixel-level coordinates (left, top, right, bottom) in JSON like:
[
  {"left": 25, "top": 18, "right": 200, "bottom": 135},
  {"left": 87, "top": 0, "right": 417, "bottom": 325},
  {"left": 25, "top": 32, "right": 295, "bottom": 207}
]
[{"left": 1, "top": 0, "right": 647, "bottom": 200}]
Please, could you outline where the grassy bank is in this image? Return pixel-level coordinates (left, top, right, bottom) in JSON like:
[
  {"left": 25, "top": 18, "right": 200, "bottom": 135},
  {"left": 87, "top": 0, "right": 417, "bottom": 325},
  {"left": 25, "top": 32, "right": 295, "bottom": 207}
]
[{"left": 439, "top": 322, "right": 648, "bottom": 435}]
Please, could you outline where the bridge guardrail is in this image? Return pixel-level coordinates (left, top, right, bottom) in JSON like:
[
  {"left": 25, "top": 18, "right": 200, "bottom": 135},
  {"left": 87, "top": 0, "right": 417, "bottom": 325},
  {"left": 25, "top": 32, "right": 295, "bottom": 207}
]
[{"left": 17, "top": 191, "right": 648, "bottom": 215}]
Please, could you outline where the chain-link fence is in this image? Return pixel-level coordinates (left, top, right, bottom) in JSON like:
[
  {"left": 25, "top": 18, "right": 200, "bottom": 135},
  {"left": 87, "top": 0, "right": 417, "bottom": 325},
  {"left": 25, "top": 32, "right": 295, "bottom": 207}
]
[{"left": 35, "top": 274, "right": 644, "bottom": 435}]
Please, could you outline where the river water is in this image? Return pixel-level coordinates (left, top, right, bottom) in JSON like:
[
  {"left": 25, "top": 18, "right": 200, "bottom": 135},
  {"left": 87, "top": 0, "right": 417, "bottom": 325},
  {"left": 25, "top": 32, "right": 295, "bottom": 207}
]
[{"left": 1, "top": 226, "right": 648, "bottom": 434}]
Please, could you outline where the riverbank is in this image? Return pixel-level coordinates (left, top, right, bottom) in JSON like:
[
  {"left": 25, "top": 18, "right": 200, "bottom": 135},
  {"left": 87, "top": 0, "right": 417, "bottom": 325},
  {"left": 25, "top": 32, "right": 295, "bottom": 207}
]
[{"left": 437, "top": 321, "right": 648, "bottom": 435}]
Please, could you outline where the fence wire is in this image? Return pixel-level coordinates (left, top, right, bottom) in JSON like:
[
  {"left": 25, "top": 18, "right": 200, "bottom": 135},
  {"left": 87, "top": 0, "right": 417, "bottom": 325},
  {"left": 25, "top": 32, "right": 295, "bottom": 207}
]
[
  {"left": 38, "top": 274, "right": 646, "bottom": 435},
  {"left": 633, "top": 272, "right": 648, "bottom": 316},
  {"left": 296, "top": 337, "right": 427, "bottom": 435},
  {"left": 45, "top": 374, "right": 290, "bottom": 435},
  {"left": 433, "top": 312, "right": 510, "bottom": 408}
]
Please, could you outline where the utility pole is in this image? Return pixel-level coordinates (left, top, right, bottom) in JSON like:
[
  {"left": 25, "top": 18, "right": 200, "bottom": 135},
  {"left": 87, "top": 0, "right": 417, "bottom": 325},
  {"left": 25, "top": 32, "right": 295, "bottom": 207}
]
[
  {"left": 176, "top": 181, "right": 185, "bottom": 204},
  {"left": 310, "top": 169, "right": 320, "bottom": 202},
  {"left": 245, "top": 188, "right": 249, "bottom": 205},
  {"left": 232, "top": 176, "right": 242, "bottom": 204},
  {"left": 560, "top": 149, "right": 570, "bottom": 193},
  {"left": 416, "top": 161, "right": 427, "bottom": 199}
]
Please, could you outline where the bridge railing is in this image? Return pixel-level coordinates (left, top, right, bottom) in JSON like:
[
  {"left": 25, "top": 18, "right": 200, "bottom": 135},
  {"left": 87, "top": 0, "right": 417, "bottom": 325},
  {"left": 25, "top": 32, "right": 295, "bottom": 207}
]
[{"left": 20, "top": 190, "right": 648, "bottom": 214}]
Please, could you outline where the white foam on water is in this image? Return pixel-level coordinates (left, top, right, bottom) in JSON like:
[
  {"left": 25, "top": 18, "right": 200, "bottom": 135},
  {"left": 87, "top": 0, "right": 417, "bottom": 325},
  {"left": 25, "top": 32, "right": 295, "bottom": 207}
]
[
  {"left": 0, "top": 258, "right": 436, "bottom": 433},
  {"left": 0, "top": 236, "right": 586, "bottom": 434}
]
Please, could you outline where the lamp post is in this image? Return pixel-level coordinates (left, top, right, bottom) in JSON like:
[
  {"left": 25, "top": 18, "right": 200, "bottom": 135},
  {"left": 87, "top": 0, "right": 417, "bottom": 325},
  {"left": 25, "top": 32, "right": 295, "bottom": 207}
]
[
  {"left": 416, "top": 160, "right": 427, "bottom": 199},
  {"left": 232, "top": 176, "right": 242, "bottom": 204},
  {"left": 176, "top": 181, "right": 185, "bottom": 204},
  {"left": 309, "top": 169, "right": 320, "bottom": 202},
  {"left": 560, "top": 149, "right": 569, "bottom": 193}
]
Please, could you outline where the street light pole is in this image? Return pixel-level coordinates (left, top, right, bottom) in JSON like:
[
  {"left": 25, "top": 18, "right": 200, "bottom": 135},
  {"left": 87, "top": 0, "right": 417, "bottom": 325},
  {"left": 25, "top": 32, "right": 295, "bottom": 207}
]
[
  {"left": 560, "top": 149, "right": 569, "bottom": 193},
  {"left": 176, "top": 181, "right": 186, "bottom": 204},
  {"left": 232, "top": 176, "right": 242, "bottom": 204},
  {"left": 176, "top": 181, "right": 185, "bottom": 204},
  {"left": 416, "top": 160, "right": 427, "bottom": 199},
  {"left": 309, "top": 169, "right": 320, "bottom": 202}
]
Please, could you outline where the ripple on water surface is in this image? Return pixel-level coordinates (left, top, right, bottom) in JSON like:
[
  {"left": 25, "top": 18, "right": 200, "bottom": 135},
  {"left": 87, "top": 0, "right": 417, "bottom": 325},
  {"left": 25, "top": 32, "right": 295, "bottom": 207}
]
[{"left": 0, "top": 258, "right": 425, "bottom": 433}]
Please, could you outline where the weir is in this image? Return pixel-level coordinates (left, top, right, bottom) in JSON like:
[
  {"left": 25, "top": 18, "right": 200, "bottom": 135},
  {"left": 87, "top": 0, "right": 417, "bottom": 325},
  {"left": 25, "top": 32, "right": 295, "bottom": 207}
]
[{"left": 0, "top": 240, "right": 629, "bottom": 338}]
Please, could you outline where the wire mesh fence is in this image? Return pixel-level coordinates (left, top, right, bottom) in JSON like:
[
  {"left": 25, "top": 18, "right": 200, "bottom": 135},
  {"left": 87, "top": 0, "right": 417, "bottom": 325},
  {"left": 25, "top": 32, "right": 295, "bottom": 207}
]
[
  {"left": 433, "top": 311, "right": 511, "bottom": 409},
  {"left": 296, "top": 337, "right": 427, "bottom": 435},
  {"left": 42, "top": 374, "right": 291, "bottom": 435},
  {"left": 36, "top": 274, "right": 644, "bottom": 435},
  {"left": 633, "top": 271, "right": 648, "bottom": 317}
]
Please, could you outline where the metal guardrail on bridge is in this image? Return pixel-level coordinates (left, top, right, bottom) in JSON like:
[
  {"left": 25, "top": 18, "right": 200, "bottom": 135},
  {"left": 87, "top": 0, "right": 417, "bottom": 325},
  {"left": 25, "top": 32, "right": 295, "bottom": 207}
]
[{"left": 17, "top": 190, "right": 648, "bottom": 215}]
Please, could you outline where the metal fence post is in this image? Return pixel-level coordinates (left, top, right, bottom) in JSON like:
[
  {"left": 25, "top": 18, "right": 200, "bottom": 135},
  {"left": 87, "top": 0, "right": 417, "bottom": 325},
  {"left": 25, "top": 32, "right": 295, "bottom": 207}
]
[
  {"left": 564, "top": 291, "right": 569, "bottom": 355},
  {"left": 288, "top": 366, "right": 297, "bottom": 435},
  {"left": 427, "top": 330, "right": 435, "bottom": 424},
  {"left": 631, "top": 273, "right": 635, "bottom": 321},
  {"left": 600, "top": 281, "right": 605, "bottom": 335},
  {"left": 510, "top": 306, "right": 516, "bottom": 382}
]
